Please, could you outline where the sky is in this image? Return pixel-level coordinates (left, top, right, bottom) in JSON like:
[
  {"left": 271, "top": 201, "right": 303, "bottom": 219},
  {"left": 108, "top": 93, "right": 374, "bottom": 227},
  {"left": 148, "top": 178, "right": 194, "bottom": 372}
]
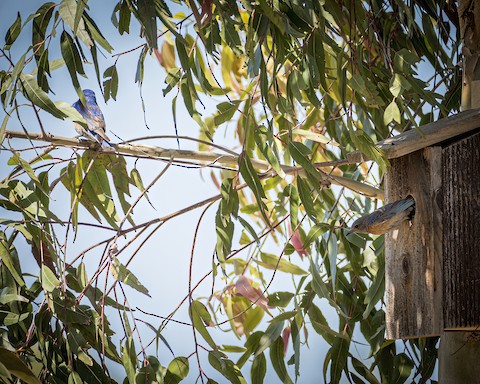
[{"left": 0, "top": 1, "right": 345, "bottom": 383}]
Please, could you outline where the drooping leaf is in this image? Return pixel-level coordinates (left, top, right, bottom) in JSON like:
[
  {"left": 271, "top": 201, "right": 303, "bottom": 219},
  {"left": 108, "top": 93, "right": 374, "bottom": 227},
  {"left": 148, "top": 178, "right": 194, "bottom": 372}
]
[
  {"left": 269, "top": 337, "right": 293, "bottom": 384},
  {"left": 190, "top": 300, "right": 216, "bottom": 349},
  {"left": 110, "top": 257, "right": 150, "bottom": 297},
  {"left": 19, "top": 74, "right": 67, "bottom": 119},
  {"left": 41, "top": 265, "right": 59, "bottom": 292},
  {"left": 0, "top": 348, "right": 41, "bottom": 384},
  {"left": 256, "top": 252, "right": 308, "bottom": 275},
  {"left": 164, "top": 357, "right": 189, "bottom": 384},
  {"left": 4, "top": 12, "right": 21, "bottom": 50},
  {"left": 208, "top": 350, "right": 246, "bottom": 384},
  {"left": 0, "top": 240, "right": 24, "bottom": 287},
  {"left": 59, "top": 0, "right": 93, "bottom": 47}
]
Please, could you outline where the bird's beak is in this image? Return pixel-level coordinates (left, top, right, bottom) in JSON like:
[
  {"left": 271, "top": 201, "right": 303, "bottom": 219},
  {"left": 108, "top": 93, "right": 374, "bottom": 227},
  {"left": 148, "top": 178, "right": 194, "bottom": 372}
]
[{"left": 345, "top": 228, "right": 354, "bottom": 236}]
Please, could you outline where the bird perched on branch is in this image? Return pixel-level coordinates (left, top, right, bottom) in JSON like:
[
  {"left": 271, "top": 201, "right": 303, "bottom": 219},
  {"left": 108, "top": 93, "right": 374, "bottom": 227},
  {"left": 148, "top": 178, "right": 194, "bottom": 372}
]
[
  {"left": 347, "top": 196, "right": 415, "bottom": 235},
  {"left": 72, "top": 89, "right": 111, "bottom": 148}
]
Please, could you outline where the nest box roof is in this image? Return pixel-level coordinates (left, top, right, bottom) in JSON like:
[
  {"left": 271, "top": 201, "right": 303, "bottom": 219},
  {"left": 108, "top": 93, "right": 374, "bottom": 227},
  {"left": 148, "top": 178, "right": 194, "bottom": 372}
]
[{"left": 348, "top": 108, "right": 480, "bottom": 162}]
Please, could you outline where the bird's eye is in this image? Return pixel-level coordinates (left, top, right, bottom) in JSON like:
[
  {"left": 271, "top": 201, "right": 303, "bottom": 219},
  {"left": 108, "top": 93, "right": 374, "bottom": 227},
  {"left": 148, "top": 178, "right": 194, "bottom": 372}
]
[{"left": 354, "top": 224, "right": 359, "bottom": 228}]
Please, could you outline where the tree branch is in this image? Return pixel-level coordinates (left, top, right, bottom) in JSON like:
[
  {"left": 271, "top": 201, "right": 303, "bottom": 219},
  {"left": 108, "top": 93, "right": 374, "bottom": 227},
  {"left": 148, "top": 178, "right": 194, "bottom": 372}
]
[{"left": 4, "top": 129, "right": 384, "bottom": 200}]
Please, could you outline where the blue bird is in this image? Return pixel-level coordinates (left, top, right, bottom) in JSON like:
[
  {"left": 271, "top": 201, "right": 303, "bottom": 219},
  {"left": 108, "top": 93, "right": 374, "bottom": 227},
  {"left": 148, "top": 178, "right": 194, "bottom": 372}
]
[
  {"left": 347, "top": 196, "right": 415, "bottom": 235},
  {"left": 72, "top": 89, "right": 111, "bottom": 147}
]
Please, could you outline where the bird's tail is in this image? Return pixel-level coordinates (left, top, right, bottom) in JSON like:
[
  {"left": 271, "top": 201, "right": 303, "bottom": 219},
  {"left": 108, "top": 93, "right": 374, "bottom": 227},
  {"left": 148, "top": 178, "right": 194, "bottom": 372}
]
[
  {"left": 89, "top": 130, "right": 113, "bottom": 148},
  {"left": 100, "top": 140, "right": 114, "bottom": 149}
]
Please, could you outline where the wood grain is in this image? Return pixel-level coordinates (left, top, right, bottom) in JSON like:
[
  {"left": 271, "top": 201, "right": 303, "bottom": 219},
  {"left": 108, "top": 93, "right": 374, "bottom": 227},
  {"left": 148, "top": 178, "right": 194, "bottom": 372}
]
[
  {"left": 384, "top": 147, "right": 443, "bottom": 339},
  {"left": 345, "top": 108, "right": 480, "bottom": 163},
  {"left": 443, "top": 131, "right": 480, "bottom": 330}
]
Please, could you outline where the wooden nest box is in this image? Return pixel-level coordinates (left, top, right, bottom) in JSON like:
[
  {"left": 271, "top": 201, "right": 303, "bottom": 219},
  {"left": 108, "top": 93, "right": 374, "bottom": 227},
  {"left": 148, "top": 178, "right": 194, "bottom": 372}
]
[{"left": 373, "top": 109, "right": 480, "bottom": 339}]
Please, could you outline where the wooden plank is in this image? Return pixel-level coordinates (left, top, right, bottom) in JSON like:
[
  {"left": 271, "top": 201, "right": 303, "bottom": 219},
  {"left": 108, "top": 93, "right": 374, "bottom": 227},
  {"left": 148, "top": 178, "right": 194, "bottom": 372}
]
[
  {"left": 439, "top": 332, "right": 480, "bottom": 383},
  {"left": 443, "top": 131, "right": 480, "bottom": 330},
  {"left": 346, "top": 108, "right": 480, "bottom": 162},
  {"left": 384, "top": 147, "right": 443, "bottom": 339}
]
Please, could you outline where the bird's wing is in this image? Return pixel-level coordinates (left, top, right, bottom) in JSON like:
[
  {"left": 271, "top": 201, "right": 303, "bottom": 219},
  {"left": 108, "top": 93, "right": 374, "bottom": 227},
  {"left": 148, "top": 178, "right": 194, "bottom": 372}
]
[
  {"left": 72, "top": 101, "right": 88, "bottom": 118},
  {"left": 91, "top": 121, "right": 110, "bottom": 142},
  {"left": 376, "top": 197, "right": 415, "bottom": 223}
]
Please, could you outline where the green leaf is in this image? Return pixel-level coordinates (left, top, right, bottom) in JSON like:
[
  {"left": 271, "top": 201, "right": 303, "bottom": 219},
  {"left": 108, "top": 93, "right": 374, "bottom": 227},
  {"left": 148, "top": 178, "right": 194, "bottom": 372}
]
[
  {"left": 5, "top": 12, "right": 21, "bottom": 49},
  {"left": 190, "top": 300, "right": 216, "bottom": 349},
  {"left": 330, "top": 330, "right": 350, "bottom": 384},
  {"left": 60, "top": 31, "right": 86, "bottom": 102},
  {"left": 292, "top": 128, "right": 339, "bottom": 146},
  {"left": 239, "top": 155, "right": 270, "bottom": 226},
  {"left": 351, "top": 356, "right": 381, "bottom": 384},
  {"left": 0, "top": 292, "right": 28, "bottom": 305},
  {"left": 0, "top": 347, "right": 41, "bottom": 384},
  {"left": 164, "top": 357, "right": 189, "bottom": 384},
  {"left": 237, "top": 216, "right": 259, "bottom": 245},
  {"left": 19, "top": 74, "right": 67, "bottom": 119},
  {"left": 110, "top": 257, "right": 150, "bottom": 296},
  {"left": 0, "top": 107, "right": 13, "bottom": 146},
  {"left": 394, "top": 49, "right": 420, "bottom": 73},
  {"left": 214, "top": 101, "right": 241, "bottom": 126},
  {"left": 220, "top": 345, "right": 247, "bottom": 353},
  {"left": 54, "top": 101, "right": 87, "bottom": 124},
  {"left": 288, "top": 142, "right": 322, "bottom": 183},
  {"left": 270, "top": 311, "right": 297, "bottom": 322},
  {"left": 269, "top": 337, "right": 293, "bottom": 384},
  {"left": 68, "top": 372, "right": 83, "bottom": 384},
  {"left": 103, "top": 65, "right": 119, "bottom": 101},
  {"left": 267, "top": 292, "right": 294, "bottom": 308},
  {"left": 258, "top": 252, "right": 307, "bottom": 275},
  {"left": 303, "top": 224, "right": 329, "bottom": 247},
  {"left": 308, "top": 256, "right": 348, "bottom": 318},
  {"left": 73, "top": 0, "right": 87, "bottom": 36},
  {"left": 216, "top": 206, "right": 234, "bottom": 264},
  {"left": 122, "top": 335, "right": 137, "bottom": 384},
  {"left": 349, "top": 129, "right": 388, "bottom": 172},
  {"left": 137, "top": 0, "right": 158, "bottom": 48},
  {"left": 135, "top": 45, "right": 148, "bottom": 84},
  {"left": 8, "top": 153, "right": 40, "bottom": 184},
  {"left": 363, "top": 256, "right": 385, "bottom": 319},
  {"left": 328, "top": 233, "right": 338, "bottom": 290},
  {"left": 59, "top": 0, "right": 93, "bottom": 47},
  {"left": 83, "top": 12, "right": 113, "bottom": 52},
  {"left": 384, "top": 101, "right": 401, "bottom": 125},
  {"left": 296, "top": 177, "right": 317, "bottom": 222},
  {"left": 41, "top": 265, "right": 60, "bottom": 292},
  {"left": 256, "top": 321, "right": 284, "bottom": 356},
  {"left": 391, "top": 353, "right": 414, "bottom": 383},
  {"left": 350, "top": 74, "right": 384, "bottom": 106},
  {"left": 2, "top": 311, "right": 30, "bottom": 326},
  {"left": 0, "top": 241, "right": 24, "bottom": 287},
  {"left": 389, "top": 74, "right": 410, "bottom": 97},
  {"left": 208, "top": 350, "right": 246, "bottom": 384},
  {"left": 254, "top": 125, "right": 286, "bottom": 179},
  {"left": 309, "top": 304, "right": 348, "bottom": 344},
  {"left": 251, "top": 353, "right": 267, "bottom": 384}
]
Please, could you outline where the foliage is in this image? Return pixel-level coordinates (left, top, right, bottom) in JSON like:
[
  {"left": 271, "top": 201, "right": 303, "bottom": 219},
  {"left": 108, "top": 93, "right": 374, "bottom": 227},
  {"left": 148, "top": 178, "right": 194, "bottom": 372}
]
[{"left": 0, "top": 0, "right": 459, "bottom": 383}]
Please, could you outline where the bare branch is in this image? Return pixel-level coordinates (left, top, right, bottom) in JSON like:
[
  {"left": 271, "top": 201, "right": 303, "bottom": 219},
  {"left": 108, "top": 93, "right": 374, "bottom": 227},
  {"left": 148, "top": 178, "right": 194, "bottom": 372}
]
[{"left": 5, "top": 129, "right": 384, "bottom": 199}]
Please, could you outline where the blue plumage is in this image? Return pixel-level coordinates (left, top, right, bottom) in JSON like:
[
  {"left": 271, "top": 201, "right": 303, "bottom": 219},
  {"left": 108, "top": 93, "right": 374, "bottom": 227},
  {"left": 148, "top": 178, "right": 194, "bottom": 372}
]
[{"left": 72, "top": 89, "right": 111, "bottom": 147}]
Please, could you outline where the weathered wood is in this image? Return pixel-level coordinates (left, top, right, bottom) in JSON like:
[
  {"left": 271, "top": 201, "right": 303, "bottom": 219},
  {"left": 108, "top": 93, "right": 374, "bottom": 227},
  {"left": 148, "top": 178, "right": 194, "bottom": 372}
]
[
  {"left": 345, "top": 108, "right": 480, "bottom": 163},
  {"left": 384, "top": 147, "right": 443, "bottom": 339},
  {"left": 443, "top": 131, "right": 480, "bottom": 329},
  {"left": 439, "top": 332, "right": 480, "bottom": 383}
]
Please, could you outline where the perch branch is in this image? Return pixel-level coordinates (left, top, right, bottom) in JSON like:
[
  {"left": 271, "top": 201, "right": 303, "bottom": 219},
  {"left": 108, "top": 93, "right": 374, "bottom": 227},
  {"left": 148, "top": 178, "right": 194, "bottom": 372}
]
[{"left": 4, "top": 129, "right": 384, "bottom": 200}]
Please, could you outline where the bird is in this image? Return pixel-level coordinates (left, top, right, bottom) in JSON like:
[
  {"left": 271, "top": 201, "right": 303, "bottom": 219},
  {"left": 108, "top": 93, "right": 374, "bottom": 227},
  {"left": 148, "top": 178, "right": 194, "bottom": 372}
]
[
  {"left": 72, "top": 89, "right": 111, "bottom": 147},
  {"left": 347, "top": 196, "right": 415, "bottom": 235}
]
